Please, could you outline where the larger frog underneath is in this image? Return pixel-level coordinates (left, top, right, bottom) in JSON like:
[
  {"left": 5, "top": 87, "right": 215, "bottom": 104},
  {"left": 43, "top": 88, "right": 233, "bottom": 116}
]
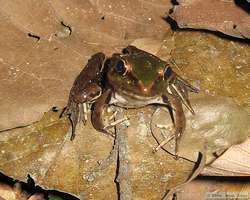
[{"left": 62, "top": 46, "right": 199, "bottom": 156}]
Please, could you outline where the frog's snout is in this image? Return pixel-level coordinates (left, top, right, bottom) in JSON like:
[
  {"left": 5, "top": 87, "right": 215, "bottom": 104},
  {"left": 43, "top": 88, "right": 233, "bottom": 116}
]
[{"left": 137, "top": 80, "right": 153, "bottom": 95}]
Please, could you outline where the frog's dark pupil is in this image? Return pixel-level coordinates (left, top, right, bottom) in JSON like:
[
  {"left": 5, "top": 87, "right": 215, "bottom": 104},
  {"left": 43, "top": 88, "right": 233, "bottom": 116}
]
[
  {"left": 164, "top": 67, "right": 172, "bottom": 79},
  {"left": 115, "top": 60, "right": 125, "bottom": 74}
]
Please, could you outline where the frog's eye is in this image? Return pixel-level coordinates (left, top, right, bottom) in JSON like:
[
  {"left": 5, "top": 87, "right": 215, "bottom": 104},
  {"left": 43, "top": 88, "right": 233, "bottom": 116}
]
[
  {"left": 115, "top": 60, "right": 126, "bottom": 74},
  {"left": 164, "top": 67, "right": 172, "bottom": 79},
  {"left": 122, "top": 48, "right": 130, "bottom": 54},
  {"left": 122, "top": 46, "right": 136, "bottom": 55}
]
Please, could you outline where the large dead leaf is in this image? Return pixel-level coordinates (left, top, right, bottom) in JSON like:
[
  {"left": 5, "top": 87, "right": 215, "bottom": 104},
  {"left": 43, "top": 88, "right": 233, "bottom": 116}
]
[
  {"left": 0, "top": 96, "right": 249, "bottom": 199},
  {"left": 170, "top": 0, "right": 250, "bottom": 39},
  {"left": 0, "top": 0, "right": 172, "bottom": 130}
]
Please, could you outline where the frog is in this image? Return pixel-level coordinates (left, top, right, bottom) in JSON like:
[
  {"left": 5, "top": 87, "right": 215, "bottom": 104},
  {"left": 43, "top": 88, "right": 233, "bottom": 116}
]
[
  {"left": 61, "top": 45, "right": 199, "bottom": 156},
  {"left": 61, "top": 52, "right": 105, "bottom": 138}
]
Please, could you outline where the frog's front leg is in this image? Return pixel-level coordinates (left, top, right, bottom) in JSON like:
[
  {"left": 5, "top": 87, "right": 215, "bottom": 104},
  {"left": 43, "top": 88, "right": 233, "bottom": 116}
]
[
  {"left": 155, "top": 71, "right": 198, "bottom": 157},
  {"left": 91, "top": 89, "right": 112, "bottom": 135},
  {"left": 168, "top": 72, "right": 198, "bottom": 157},
  {"left": 164, "top": 96, "right": 186, "bottom": 158},
  {"left": 91, "top": 89, "right": 128, "bottom": 137}
]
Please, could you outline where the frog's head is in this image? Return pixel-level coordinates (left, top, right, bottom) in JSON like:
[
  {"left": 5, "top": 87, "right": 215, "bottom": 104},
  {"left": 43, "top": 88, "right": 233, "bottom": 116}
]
[
  {"left": 106, "top": 46, "right": 173, "bottom": 96},
  {"left": 73, "top": 83, "right": 102, "bottom": 103}
]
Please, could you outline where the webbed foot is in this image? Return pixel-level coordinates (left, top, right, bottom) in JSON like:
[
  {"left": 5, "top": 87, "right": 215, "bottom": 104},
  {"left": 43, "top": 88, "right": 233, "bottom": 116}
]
[
  {"left": 153, "top": 124, "right": 175, "bottom": 153},
  {"left": 153, "top": 123, "right": 181, "bottom": 160}
]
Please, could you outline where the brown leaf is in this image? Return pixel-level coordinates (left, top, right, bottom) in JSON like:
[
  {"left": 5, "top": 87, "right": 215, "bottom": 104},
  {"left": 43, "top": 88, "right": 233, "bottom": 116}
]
[
  {"left": 0, "top": 0, "right": 172, "bottom": 130},
  {"left": 176, "top": 177, "right": 250, "bottom": 200},
  {"left": 0, "top": 106, "right": 197, "bottom": 199},
  {"left": 170, "top": 0, "right": 250, "bottom": 39}
]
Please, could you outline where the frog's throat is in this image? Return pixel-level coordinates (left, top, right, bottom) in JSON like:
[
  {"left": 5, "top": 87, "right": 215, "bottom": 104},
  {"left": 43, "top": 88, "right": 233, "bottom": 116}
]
[{"left": 109, "top": 90, "right": 165, "bottom": 108}]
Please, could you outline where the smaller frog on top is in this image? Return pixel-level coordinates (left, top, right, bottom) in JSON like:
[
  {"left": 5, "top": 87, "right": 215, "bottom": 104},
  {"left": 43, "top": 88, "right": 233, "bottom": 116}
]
[{"left": 61, "top": 46, "right": 199, "bottom": 156}]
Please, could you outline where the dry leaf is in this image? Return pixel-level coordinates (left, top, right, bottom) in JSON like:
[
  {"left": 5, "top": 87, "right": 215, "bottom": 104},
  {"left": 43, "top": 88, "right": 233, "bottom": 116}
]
[
  {"left": 170, "top": 0, "right": 250, "bottom": 39},
  {"left": 0, "top": 0, "right": 172, "bottom": 130}
]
